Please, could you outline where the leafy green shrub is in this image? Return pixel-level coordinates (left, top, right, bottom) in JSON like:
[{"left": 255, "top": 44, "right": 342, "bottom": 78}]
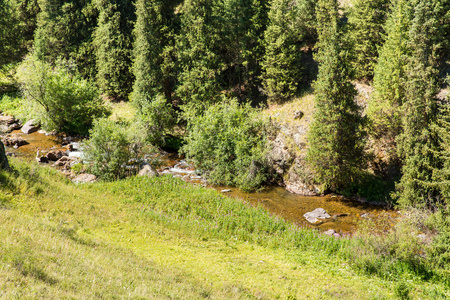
[
  {"left": 133, "top": 93, "right": 177, "bottom": 146},
  {"left": 83, "top": 118, "right": 143, "bottom": 181},
  {"left": 182, "top": 98, "right": 270, "bottom": 191},
  {"left": 426, "top": 209, "right": 450, "bottom": 283},
  {"left": 15, "top": 54, "right": 109, "bottom": 135},
  {"left": 349, "top": 211, "right": 428, "bottom": 280}
]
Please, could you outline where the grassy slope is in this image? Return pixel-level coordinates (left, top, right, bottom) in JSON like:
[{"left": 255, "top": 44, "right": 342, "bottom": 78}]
[{"left": 1, "top": 159, "right": 448, "bottom": 299}]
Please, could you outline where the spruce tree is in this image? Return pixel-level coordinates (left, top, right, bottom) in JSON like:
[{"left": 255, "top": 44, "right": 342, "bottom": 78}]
[
  {"left": 260, "top": 0, "right": 304, "bottom": 102},
  {"left": 347, "top": 0, "right": 389, "bottom": 80},
  {"left": 367, "top": 0, "right": 412, "bottom": 172},
  {"left": 34, "top": 0, "right": 97, "bottom": 78},
  {"left": 306, "top": 0, "right": 365, "bottom": 191},
  {"left": 176, "top": 0, "right": 224, "bottom": 111},
  {"left": 131, "top": 0, "right": 179, "bottom": 145},
  {"left": 93, "top": 0, "right": 135, "bottom": 100},
  {"left": 395, "top": 0, "right": 440, "bottom": 207},
  {"left": 132, "top": 0, "right": 179, "bottom": 102},
  {"left": 261, "top": 0, "right": 317, "bottom": 103}
]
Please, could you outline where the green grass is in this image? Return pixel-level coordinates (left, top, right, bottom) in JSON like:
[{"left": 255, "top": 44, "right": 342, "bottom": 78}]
[{"left": 1, "top": 158, "right": 449, "bottom": 299}]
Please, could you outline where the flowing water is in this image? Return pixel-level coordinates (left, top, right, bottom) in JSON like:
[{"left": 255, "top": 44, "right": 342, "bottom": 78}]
[{"left": 4, "top": 130, "right": 399, "bottom": 234}]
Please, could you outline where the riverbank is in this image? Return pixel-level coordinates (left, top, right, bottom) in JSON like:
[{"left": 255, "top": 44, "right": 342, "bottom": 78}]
[{"left": 1, "top": 157, "right": 448, "bottom": 299}]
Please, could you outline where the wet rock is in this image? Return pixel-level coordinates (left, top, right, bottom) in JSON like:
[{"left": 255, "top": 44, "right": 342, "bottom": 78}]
[
  {"left": 21, "top": 119, "right": 40, "bottom": 134},
  {"left": 2, "top": 136, "right": 28, "bottom": 148},
  {"left": 293, "top": 110, "right": 304, "bottom": 120},
  {"left": 46, "top": 150, "right": 65, "bottom": 161},
  {"left": 138, "top": 164, "right": 158, "bottom": 177},
  {"left": 53, "top": 156, "right": 79, "bottom": 170},
  {"left": 36, "top": 154, "right": 49, "bottom": 163},
  {"left": 221, "top": 189, "right": 231, "bottom": 193},
  {"left": 324, "top": 229, "right": 342, "bottom": 238},
  {"left": 0, "top": 115, "right": 16, "bottom": 125},
  {"left": 0, "top": 141, "right": 10, "bottom": 170},
  {"left": 72, "top": 173, "right": 96, "bottom": 184},
  {"left": 303, "top": 208, "right": 331, "bottom": 224}
]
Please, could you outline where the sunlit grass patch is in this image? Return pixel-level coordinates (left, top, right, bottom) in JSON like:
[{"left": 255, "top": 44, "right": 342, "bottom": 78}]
[{"left": 1, "top": 159, "right": 449, "bottom": 299}]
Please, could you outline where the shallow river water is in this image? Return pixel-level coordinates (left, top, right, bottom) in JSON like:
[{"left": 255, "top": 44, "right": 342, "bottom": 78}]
[{"left": 4, "top": 130, "right": 399, "bottom": 234}]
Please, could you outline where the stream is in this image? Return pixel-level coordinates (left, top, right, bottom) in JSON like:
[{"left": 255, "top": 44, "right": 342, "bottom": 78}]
[{"left": 4, "top": 130, "right": 399, "bottom": 235}]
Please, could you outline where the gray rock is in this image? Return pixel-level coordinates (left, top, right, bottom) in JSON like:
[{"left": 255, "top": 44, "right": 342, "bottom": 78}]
[
  {"left": 221, "top": 189, "right": 231, "bottom": 193},
  {"left": 0, "top": 115, "right": 15, "bottom": 125},
  {"left": 293, "top": 110, "right": 304, "bottom": 119},
  {"left": 324, "top": 229, "right": 336, "bottom": 236},
  {"left": 2, "top": 136, "right": 28, "bottom": 148},
  {"left": 303, "top": 208, "right": 331, "bottom": 224},
  {"left": 46, "top": 150, "right": 64, "bottom": 161},
  {"left": 72, "top": 173, "right": 97, "bottom": 184},
  {"left": 138, "top": 164, "right": 158, "bottom": 177},
  {"left": 0, "top": 141, "right": 10, "bottom": 170},
  {"left": 21, "top": 119, "right": 40, "bottom": 134}
]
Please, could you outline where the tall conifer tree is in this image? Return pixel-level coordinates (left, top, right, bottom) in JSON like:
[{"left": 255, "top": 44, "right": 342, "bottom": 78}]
[
  {"left": 347, "top": 0, "right": 389, "bottom": 80},
  {"left": 367, "top": 0, "right": 412, "bottom": 172},
  {"left": 93, "top": 0, "right": 134, "bottom": 100},
  {"left": 395, "top": 0, "right": 440, "bottom": 207},
  {"left": 306, "top": 0, "right": 365, "bottom": 191},
  {"left": 261, "top": 0, "right": 317, "bottom": 103},
  {"left": 176, "top": 0, "right": 223, "bottom": 111},
  {"left": 34, "top": 0, "right": 97, "bottom": 78},
  {"left": 132, "top": 0, "right": 178, "bottom": 102}
]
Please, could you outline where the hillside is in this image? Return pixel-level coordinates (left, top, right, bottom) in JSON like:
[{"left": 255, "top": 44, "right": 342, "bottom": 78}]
[{"left": 1, "top": 158, "right": 449, "bottom": 299}]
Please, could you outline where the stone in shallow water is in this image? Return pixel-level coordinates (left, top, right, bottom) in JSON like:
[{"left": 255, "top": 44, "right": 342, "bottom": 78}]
[
  {"left": 21, "top": 119, "right": 40, "bottom": 134},
  {"left": 303, "top": 208, "right": 331, "bottom": 224}
]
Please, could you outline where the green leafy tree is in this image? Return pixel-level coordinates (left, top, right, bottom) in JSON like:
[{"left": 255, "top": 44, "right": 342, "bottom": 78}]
[
  {"left": 306, "top": 0, "right": 365, "bottom": 192},
  {"left": 93, "top": 0, "right": 135, "bottom": 100},
  {"left": 83, "top": 118, "right": 138, "bottom": 181},
  {"left": 347, "top": 0, "right": 389, "bottom": 80},
  {"left": 182, "top": 97, "right": 269, "bottom": 191},
  {"left": 395, "top": 0, "right": 440, "bottom": 207},
  {"left": 16, "top": 54, "right": 109, "bottom": 135}
]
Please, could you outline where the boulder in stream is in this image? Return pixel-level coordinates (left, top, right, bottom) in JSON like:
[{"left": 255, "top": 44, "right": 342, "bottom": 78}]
[
  {"left": 303, "top": 208, "right": 331, "bottom": 224},
  {"left": 21, "top": 119, "right": 40, "bottom": 134},
  {"left": 138, "top": 164, "right": 158, "bottom": 177},
  {"left": 2, "top": 136, "right": 28, "bottom": 148}
]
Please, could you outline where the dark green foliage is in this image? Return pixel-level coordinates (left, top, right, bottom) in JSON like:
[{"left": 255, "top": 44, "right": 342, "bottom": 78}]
[
  {"left": 176, "top": 0, "right": 269, "bottom": 110},
  {"left": 347, "top": 0, "right": 389, "bottom": 80},
  {"left": 182, "top": 98, "right": 269, "bottom": 191},
  {"left": 16, "top": 55, "right": 109, "bottom": 135},
  {"left": 369, "top": 0, "right": 412, "bottom": 141},
  {"left": 394, "top": 0, "right": 440, "bottom": 208},
  {"left": 131, "top": 0, "right": 179, "bottom": 145},
  {"left": 34, "top": 0, "right": 97, "bottom": 78},
  {"left": 93, "top": 0, "right": 135, "bottom": 100},
  {"left": 306, "top": 0, "right": 365, "bottom": 192},
  {"left": 131, "top": 0, "right": 179, "bottom": 102},
  {"left": 426, "top": 209, "right": 450, "bottom": 282},
  {"left": 176, "top": 0, "right": 223, "bottom": 110},
  {"left": 261, "top": 0, "right": 311, "bottom": 102},
  {"left": 0, "top": 0, "right": 39, "bottom": 66},
  {"left": 134, "top": 94, "right": 177, "bottom": 146}
]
